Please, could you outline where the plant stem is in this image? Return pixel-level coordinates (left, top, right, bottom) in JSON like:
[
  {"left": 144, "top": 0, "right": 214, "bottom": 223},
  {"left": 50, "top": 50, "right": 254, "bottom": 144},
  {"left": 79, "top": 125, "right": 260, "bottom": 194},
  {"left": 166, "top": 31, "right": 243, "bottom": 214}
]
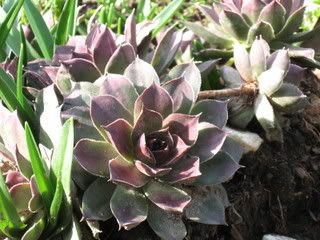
[{"left": 198, "top": 86, "right": 256, "bottom": 100}]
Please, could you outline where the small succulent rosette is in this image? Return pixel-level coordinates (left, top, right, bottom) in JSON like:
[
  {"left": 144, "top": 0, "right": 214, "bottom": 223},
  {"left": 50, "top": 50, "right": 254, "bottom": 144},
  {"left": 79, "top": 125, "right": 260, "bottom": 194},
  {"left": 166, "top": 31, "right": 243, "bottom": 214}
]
[
  {"left": 186, "top": 0, "right": 319, "bottom": 63},
  {"left": 74, "top": 58, "right": 242, "bottom": 239},
  {"left": 220, "top": 38, "right": 308, "bottom": 141}
]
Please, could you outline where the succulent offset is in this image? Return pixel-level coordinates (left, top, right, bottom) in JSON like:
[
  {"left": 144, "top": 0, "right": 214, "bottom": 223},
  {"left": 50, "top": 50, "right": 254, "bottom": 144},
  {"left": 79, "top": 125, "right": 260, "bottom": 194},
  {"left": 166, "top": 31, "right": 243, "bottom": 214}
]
[
  {"left": 0, "top": 103, "right": 74, "bottom": 239},
  {"left": 186, "top": 0, "right": 320, "bottom": 65},
  {"left": 220, "top": 38, "right": 308, "bottom": 140},
  {"left": 74, "top": 58, "right": 243, "bottom": 240}
]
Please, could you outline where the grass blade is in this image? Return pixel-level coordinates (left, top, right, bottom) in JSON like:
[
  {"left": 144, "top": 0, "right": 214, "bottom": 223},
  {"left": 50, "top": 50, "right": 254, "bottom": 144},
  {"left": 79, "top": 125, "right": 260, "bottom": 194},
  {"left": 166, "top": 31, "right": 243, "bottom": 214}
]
[
  {"left": 55, "top": 0, "right": 78, "bottom": 45},
  {"left": 0, "top": 0, "right": 24, "bottom": 51},
  {"left": 25, "top": 122, "right": 54, "bottom": 212},
  {"left": 23, "top": 0, "right": 54, "bottom": 59},
  {"left": 152, "top": 0, "right": 184, "bottom": 36},
  {"left": 0, "top": 169, "right": 25, "bottom": 233}
]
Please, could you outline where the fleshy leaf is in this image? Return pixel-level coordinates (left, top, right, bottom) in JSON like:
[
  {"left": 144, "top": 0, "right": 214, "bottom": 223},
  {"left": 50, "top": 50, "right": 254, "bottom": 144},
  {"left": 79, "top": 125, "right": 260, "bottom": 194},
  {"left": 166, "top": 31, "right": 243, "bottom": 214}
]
[
  {"left": 9, "top": 183, "right": 32, "bottom": 213},
  {"left": 195, "top": 151, "right": 240, "bottom": 185},
  {"left": 134, "top": 83, "right": 173, "bottom": 120},
  {"left": 163, "top": 156, "right": 201, "bottom": 183},
  {"left": 162, "top": 77, "right": 194, "bottom": 114},
  {"left": 258, "top": 0, "right": 286, "bottom": 33},
  {"left": 254, "top": 94, "right": 276, "bottom": 130},
  {"left": 132, "top": 107, "right": 163, "bottom": 143},
  {"left": 74, "top": 139, "right": 117, "bottom": 177},
  {"left": 151, "top": 26, "right": 183, "bottom": 75},
  {"left": 91, "top": 95, "right": 133, "bottom": 130},
  {"left": 143, "top": 180, "right": 191, "bottom": 212},
  {"left": 125, "top": 10, "right": 137, "bottom": 52},
  {"left": 241, "top": 0, "right": 265, "bottom": 23},
  {"left": 270, "top": 50, "right": 290, "bottom": 73},
  {"left": 191, "top": 100, "right": 228, "bottom": 128},
  {"left": 124, "top": 57, "right": 160, "bottom": 94},
  {"left": 220, "top": 66, "right": 243, "bottom": 88},
  {"left": 234, "top": 43, "right": 252, "bottom": 82},
  {"left": 109, "top": 156, "right": 149, "bottom": 188},
  {"left": 185, "top": 186, "right": 227, "bottom": 225},
  {"left": 189, "top": 122, "right": 226, "bottom": 163},
  {"left": 135, "top": 161, "right": 171, "bottom": 177},
  {"left": 21, "top": 212, "right": 45, "bottom": 240},
  {"left": 247, "top": 21, "right": 275, "bottom": 44},
  {"left": 105, "top": 43, "right": 136, "bottom": 74},
  {"left": 5, "top": 171, "right": 28, "bottom": 189},
  {"left": 250, "top": 39, "right": 267, "bottom": 78},
  {"left": 103, "top": 119, "right": 134, "bottom": 160},
  {"left": 147, "top": 202, "right": 186, "bottom": 240},
  {"left": 163, "top": 113, "right": 200, "bottom": 146},
  {"left": 183, "top": 62, "right": 202, "bottom": 102},
  {"left": 62, "top": 58, "right": 101, "bottom": 82},
  {"left": 82, "top": 178, "right": 115, "bottom": 221},
  {"left": 258, "top": 68, "right": 285, "bottom": 96},
  {"left": 86, "top": 25, "right": 117, "bottom": 72},
  {"left": 110, "top": 185, "right": 148, "bottom": 230},
  {"left": 270, "top": 83, "right": 308, "bottom": 111},
  {"left": 99, "top": 74, "right": 139, "bottom": 114}
]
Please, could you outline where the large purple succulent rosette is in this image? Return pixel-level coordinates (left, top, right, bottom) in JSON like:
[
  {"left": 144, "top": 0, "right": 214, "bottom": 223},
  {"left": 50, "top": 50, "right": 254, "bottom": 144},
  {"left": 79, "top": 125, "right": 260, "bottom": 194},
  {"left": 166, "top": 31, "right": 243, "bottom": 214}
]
[{"left": 74, "top": 58, "right": 241, "bottom": 239}]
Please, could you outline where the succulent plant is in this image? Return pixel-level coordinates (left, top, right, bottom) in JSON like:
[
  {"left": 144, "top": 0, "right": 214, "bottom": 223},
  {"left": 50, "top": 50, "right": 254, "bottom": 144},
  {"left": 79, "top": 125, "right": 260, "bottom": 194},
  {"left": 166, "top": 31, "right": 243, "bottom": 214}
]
[
  {"left": 0, "top": 103, "right": 75, "bottom": 239},
  {"left": 220, "top": 38, "right": 308, "bottom": 141},
  {"left": 73, "top": 58, "right": 242, "bottom": 239},
  {"left": 186, "top": 0, "right": 320, "bottom": 66}
]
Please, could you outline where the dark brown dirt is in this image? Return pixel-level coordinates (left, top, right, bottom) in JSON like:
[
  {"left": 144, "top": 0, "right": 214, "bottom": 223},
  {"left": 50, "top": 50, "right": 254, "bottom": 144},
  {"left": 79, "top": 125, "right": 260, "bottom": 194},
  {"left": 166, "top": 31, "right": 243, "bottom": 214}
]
[{"left": 100, "top": 72, "right": 320, "bottom": 240}]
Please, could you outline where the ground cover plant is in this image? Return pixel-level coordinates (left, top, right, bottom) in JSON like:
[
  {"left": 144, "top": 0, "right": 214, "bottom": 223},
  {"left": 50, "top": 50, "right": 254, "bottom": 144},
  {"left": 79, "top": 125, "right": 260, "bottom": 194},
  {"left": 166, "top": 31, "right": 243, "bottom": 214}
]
[{"left": 0, "top": 0, "right": 319, "bottom": 239}]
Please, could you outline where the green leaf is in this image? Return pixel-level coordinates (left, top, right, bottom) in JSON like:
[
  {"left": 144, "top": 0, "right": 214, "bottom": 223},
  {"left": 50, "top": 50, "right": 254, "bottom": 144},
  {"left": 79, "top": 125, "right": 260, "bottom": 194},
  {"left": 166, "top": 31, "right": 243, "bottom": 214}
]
[
  {"left": 25, "top": 122, "right": 54, "bottom": 212},
  {"left": 16, "top": 44, "right": 24, "bottom": 105},
  {"left": 152, "top": 0, "right": 184, "bottom": 35},
  {"left": 0, "top": 0, "right": 24, "bottom": 51},
  {"left": 0, "top": 169, "right": 25, "bottom": 234},
  {"left": 21, "top": 212, "right": 45, "bottom": 240},
  {"left": 55, "top": 0, "right": 78, "bottom": 45},
  {"left": 49, "top": 180, "right": 63, "bottom": 228},
  {"left": 23, "top": 0, "right": 54, "bottom": 59},
  {"left": 50, "top": 118, "right": 74, "bottom": 200}
]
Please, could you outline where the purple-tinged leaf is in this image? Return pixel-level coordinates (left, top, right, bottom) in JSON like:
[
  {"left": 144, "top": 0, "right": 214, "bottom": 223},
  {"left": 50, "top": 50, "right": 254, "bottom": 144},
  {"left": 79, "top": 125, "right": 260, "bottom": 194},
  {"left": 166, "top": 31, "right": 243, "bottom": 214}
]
[
  {"left": 86, "top": 25, "right": 117, "bottom": 72},
  {"left": 30, "top": 176, "right": 39, "bottom": 196},
  {"left": 163, "top": 113, "right": 200, "bottom": 146},
  {"left": 258, "top": 68, "right": 285, "bottom": 96},
  {"left": 241, "top": 0, "right": 265, "bottom": 22},
  {"left": 163, "top": 134, "right": 190, "bottom": 166},
  {"left": 132, "top": 108, "right": 163, "bottom": 143},
  {"left": 5, "top": 171, "right": 28, "bottom": 189},
  {"left": 270, "top": 83, "right": 308, "bottom": 111},
  {"left": 270, "top": 50, "right": 290, "bottom": 73},
  {"left": 185, "top": 187, "right": 227, "bottom": 225},
  {"left": 100, "top": 74, "right": 139, "bottom": 113},
  {"left": 258, "top": 0, "right": 286, "bottom": 33},
  {"left": 0, "top": 143, "right": 15, "bottom": 163},
  {"left": 151, "top": 26, "right": 183, "bottom": 75},
  {"left": 163, "top": 77, "right": 194, "bottom": 114},
  {"left": 16, "top": 148, "right": 33, "bottom": 180},
  {"left": 125, "top": 10, "right": 137, "bottom": 52},
  {"left": 110, "top": 185, "right": 148, "bottom": 230},
  {"left": 135, "top": 160, "right": 171, "bottom": 177},
  {"left": 278, "top": 0, "right": 292, "bottom": 17},
  {"left": 197, "top": 4, "right": 219, "bottom": 23},
  {"left": 109, "top": 156, "right": 149, "bottom": 188},
  {"left": 72, "top": 51, "right": 94, "bottom": 62},
  {"left": 28, "top": 194, "right": 42, "bottom": 213},
  {"left": 105, "top": 43, "right": 136, "bottom": 74},
  {"left": 284, "top": 64, "right": 304, "bottom": 85},
  {"left": 163, "top": 156, "right": 201, "bottom": 183},
  {"left": 195, "top": 151, "right": 241, "bottom": 185},
  {"left": 220, "top": 66, "right": 243, "bottom": 88},
  {"left": 62, "top": 58, "right": 101, "bottom": 82},
  {"left": 74, "top": 139, "right": 117, "bottom": 177},
  {"left": 234, "top": 43, "right": 253, "bottom": 82},
  {"left": 191, "top": 100, "right": 228, "bottom": 128},
  {"left": 183, "top": 62, "right": 201, "bottom": 102},
  {"left": 136, "top": 21, "right": 156, "bottom": 46},
  {"left": 135, "top": 134, "right": 156, "bottom": 165},
  {"left": 221, "top": 137, "right": 243, "bottom": 163},
  {"left": 124, "top": 57, "right": 160, "bottom": 94},
  {"left": 91, "top": 95, "right": 133, "bottom": 130},
  {"left": 250, "top": 39, "right": 267, "bottom": 78},
  {"left": 103, "top": 119, "right": 134, "bottom": 160},
  {"left": 67, "top": 35, "right": 87, "bottom": 52},
  {"left": 147, "top": 202, "right": 187, "bottom": 240},
  {"left": 53, "top": 46, "right": 75, "bottom": 63},
  {"left": 82, "top": 178, "right": 115, "bottom": 221},
  {"left": 9, "top": 183, "right": 32, "bottom": 213},
  {"left": 143, "top": 180, "right": 191, "bottom": 212},
  {"left": 276, "top": 6, "right": 306, "bottom": 39},
  {"left": 219, "top": 10, "right": 250, "bottom": 41},
  {"left": 189, "top": 122, "right": 226, "bottom": 163},
  {"left": 134, "top": 83, "right": 173, "bottom": 120},
  {"left": 247, "top": 21, "right": 275, "bottom": 44}
]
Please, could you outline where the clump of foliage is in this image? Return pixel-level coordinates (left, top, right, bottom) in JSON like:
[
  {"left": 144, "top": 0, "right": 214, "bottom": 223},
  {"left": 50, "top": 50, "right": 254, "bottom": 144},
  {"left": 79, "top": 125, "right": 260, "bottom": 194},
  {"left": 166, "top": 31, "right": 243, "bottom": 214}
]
[
  {"left": 220, "top": 38, "right": 308, "bottom": 141},
  {"left": 73, "top": 57, "right": 242, "bottom": 239},
  {"left": 186, "top": 0, "right": 320, "bottom": 66},
  {"left": 0, "top": 103, "right": 75, "bottom": 239}
]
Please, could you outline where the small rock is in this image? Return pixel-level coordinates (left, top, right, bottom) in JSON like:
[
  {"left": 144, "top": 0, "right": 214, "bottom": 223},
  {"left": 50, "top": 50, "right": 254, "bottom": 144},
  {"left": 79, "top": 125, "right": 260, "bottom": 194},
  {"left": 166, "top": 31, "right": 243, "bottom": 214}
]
[{"left": 262, "top": 234, "right": 296, "bottom": 240}]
